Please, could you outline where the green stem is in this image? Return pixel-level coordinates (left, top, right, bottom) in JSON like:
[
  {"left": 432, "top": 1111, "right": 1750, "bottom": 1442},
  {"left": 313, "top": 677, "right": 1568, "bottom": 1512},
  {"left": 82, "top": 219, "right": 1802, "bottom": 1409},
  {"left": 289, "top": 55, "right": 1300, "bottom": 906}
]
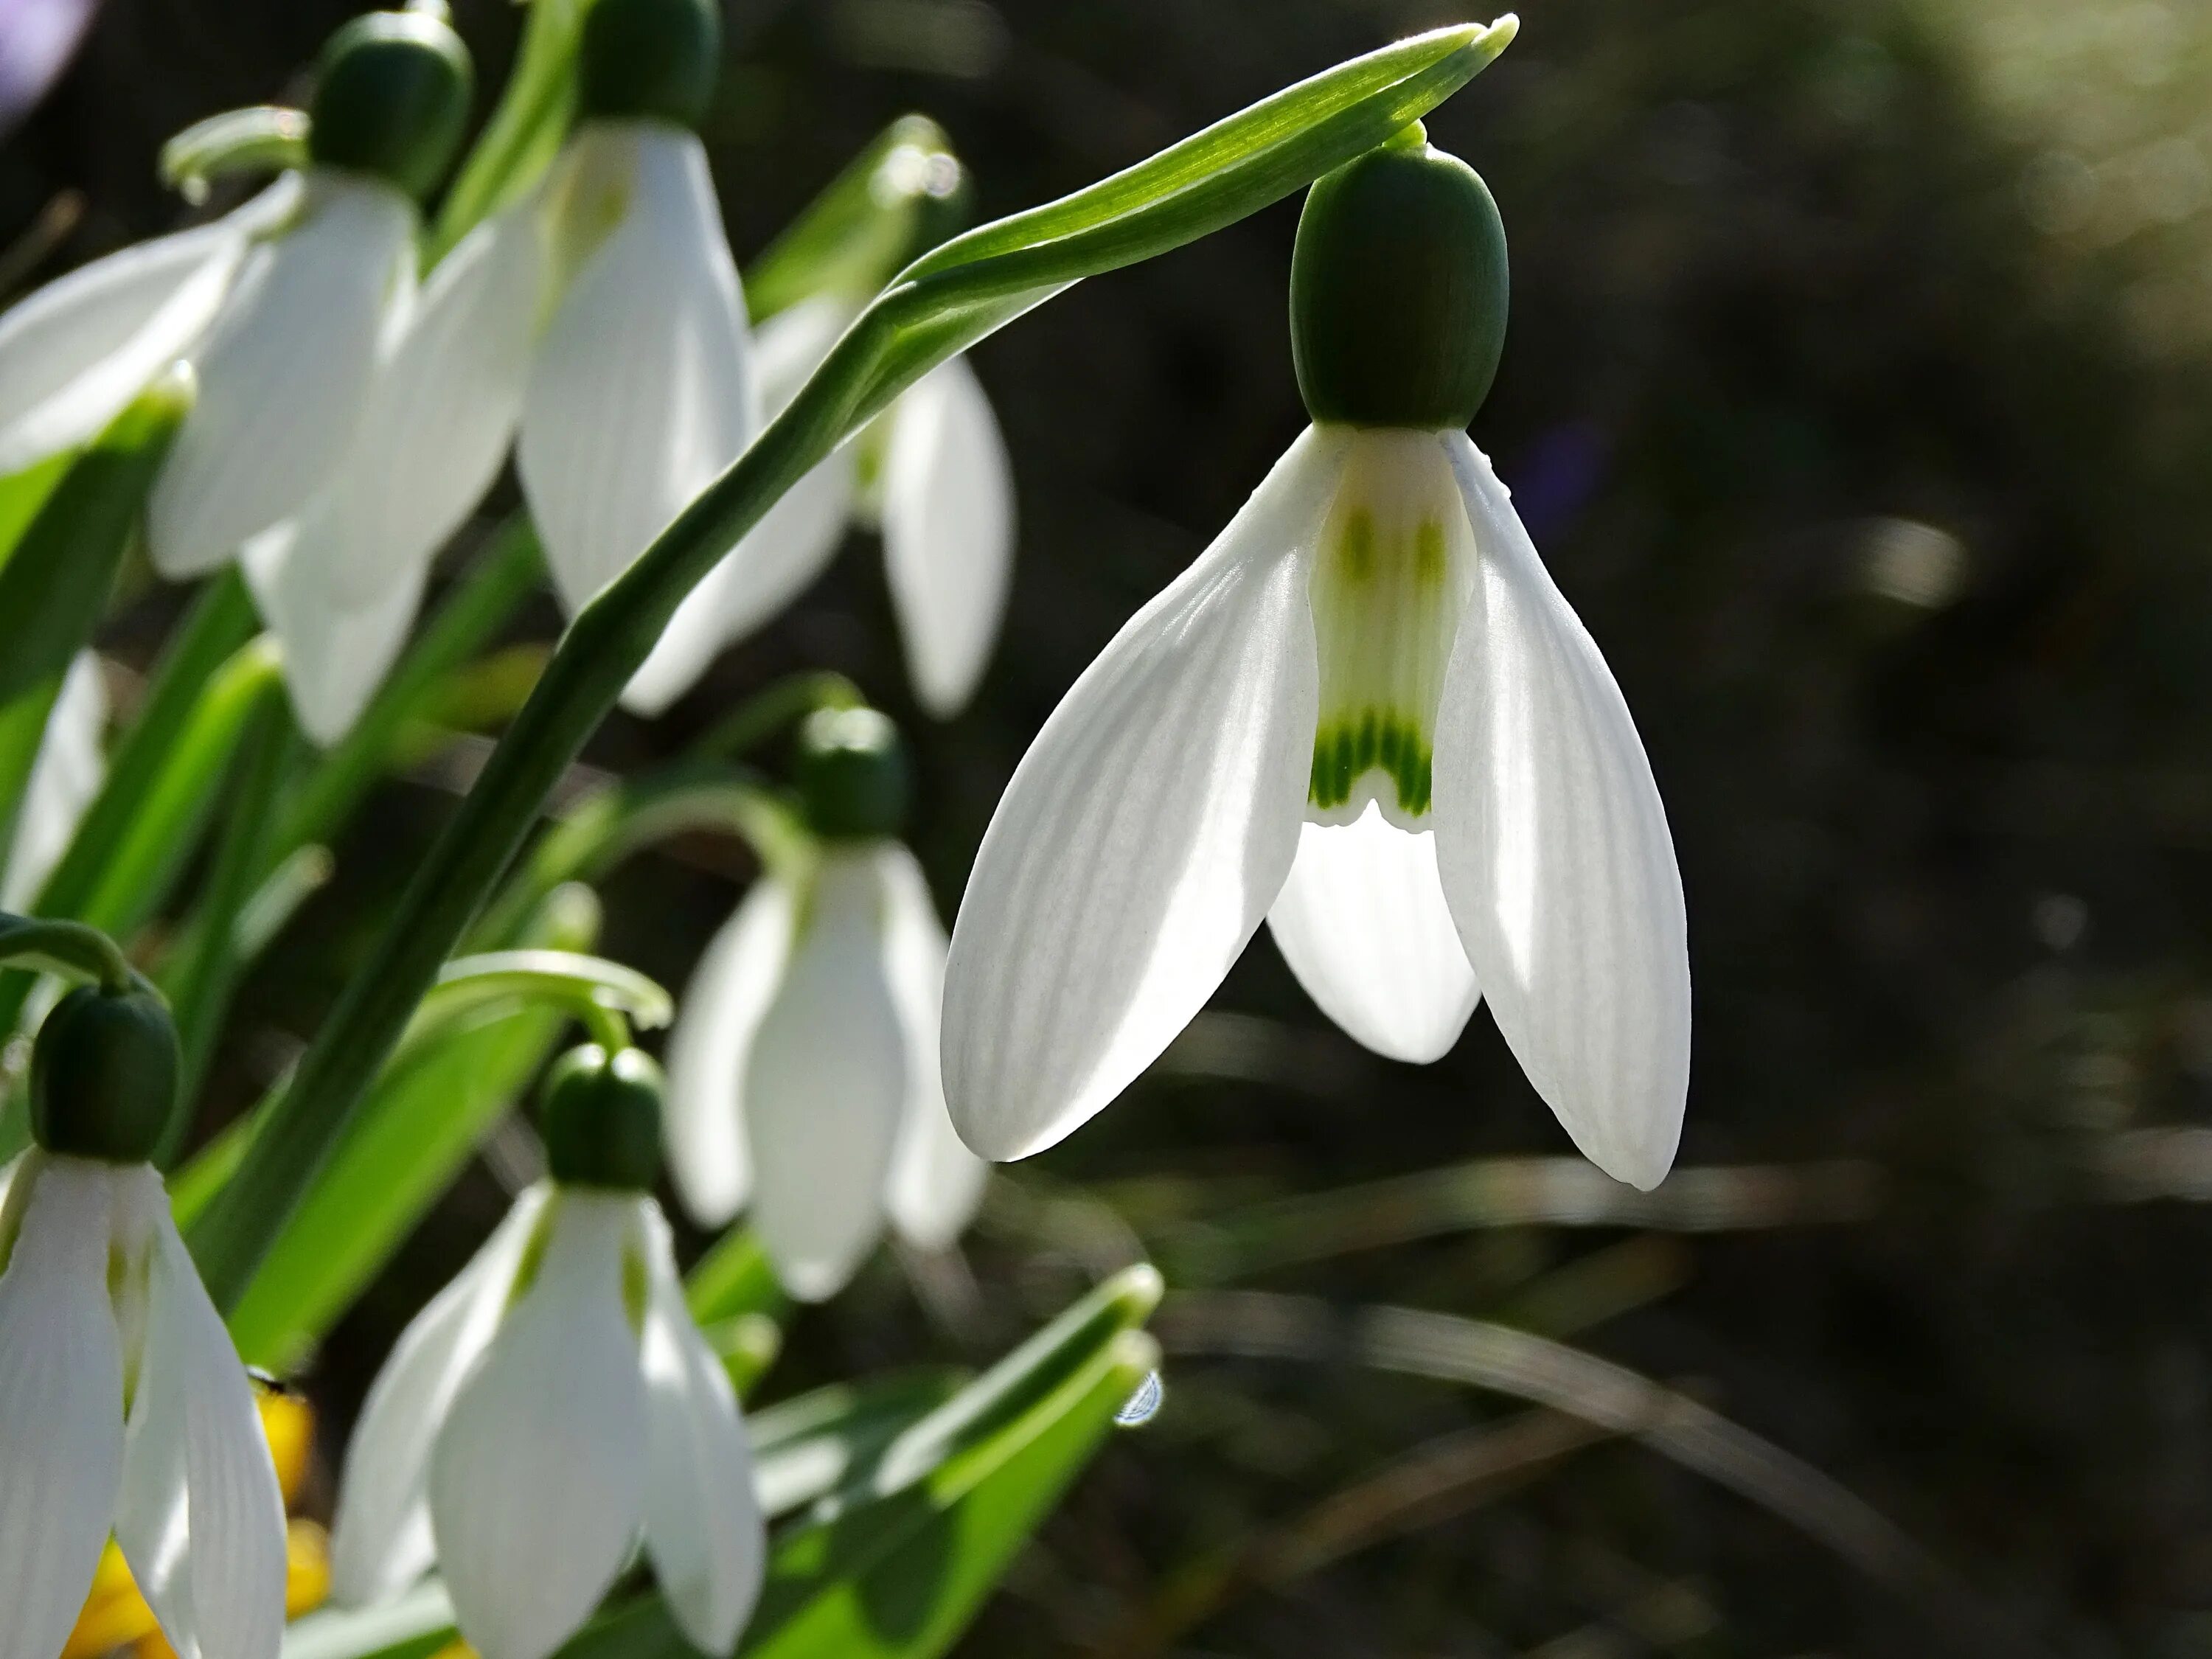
[
  {"left": 0, "top": 915, "right": 136, "bottom": 992},
  {"left": 187, "top": 23, "right": 1511, "bottom": 1310},
  {"left": 692, "top": 669, "right": 863, "bottom": 762}
]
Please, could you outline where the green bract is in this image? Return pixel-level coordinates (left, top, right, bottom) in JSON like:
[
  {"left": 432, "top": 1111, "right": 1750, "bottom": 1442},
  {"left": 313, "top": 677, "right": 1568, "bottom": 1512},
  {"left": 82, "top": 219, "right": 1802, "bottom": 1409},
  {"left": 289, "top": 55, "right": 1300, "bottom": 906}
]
[
  {"left": 1290, "top": 125, "right": 1509, "bottom": 430},
  {"left": 30, "top": 986, "right": 182, "bottom": 1166},
  {"left": 576, "top": 0, "right": 721, "bottom": 129},
  {"left": 541, "top": 1043, "right": 665, "bottom": 1190},
  {"left": 797, "top": 707, "right": 911, "bottom": 842},
  {"left": 307, "top": 9, "right": 475, "bottom": 201}
]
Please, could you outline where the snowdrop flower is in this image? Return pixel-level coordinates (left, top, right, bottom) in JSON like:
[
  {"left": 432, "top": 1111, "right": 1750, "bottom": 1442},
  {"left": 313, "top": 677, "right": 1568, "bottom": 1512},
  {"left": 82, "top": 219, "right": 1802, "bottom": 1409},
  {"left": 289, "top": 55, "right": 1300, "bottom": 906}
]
[
  {"left": 330, "top": 1044, "right": 765, "bottom": 1659},
  {"left": 942, "top": 130, "right": 1691, "bottom": 1189},
  {"left": 627, "top": 124, "right": 1016, "bottom": 720},
  {"left": 145, "top": 10, "right": 475, "bottom": 581},
  {"left": 0, "top": 983, "right": 286, "bottom": 1659},
  {"left": 664, "top": 708, "right": 985, "bottom": 1298},
  {"left": 1, "top": 652, "right": 105, "bottom": 908}
]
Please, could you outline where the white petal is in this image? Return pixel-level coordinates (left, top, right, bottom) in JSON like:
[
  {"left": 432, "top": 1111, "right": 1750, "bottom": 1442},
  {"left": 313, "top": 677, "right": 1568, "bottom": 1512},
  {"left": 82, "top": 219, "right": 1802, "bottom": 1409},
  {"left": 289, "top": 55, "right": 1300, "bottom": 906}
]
[
  {"left": 1433, "top": 435, "right": 1691, "bottom": 1189},
  {"left": 663, "top": 879, "right": 796, "bottom": 1227},
  {"left": 2, "top": 651, "right": 105, "bottom": 908},
  {"left": 430, "top": 1191, "right": 650, "bottom": 1659},
  {"left": 882, "top": 353, "right": 1015, "bottom": 717},
  {"left": 940, "top": 428, "right": 1346, "bottom": 1161},
  {"left": 241, "top": 521, "right": 426, "bottom": 745},
  {"left": 114, "top": 1196, "right": 287, "bottom": 1659},
  {"left": 313, "top": 202, "right": 545, "bottom": 608},
  {"left": 876, "top": 844, "right": 986, "bottom": 1249},
  {"left": 620, "top": 297, "right": 860, "bottom": 714},
  {"left": 329, "top": 1186, "right": 551, "bottom": 1607},
  {"left": 637, "top": 1206, "right": 764, "bottom": 1655},
  {"left": 1265, "top": 802, "right": 1481, "bottom": 1063},
  {"left": 0, "top": 196, "right": 265, "bottom": 476},
  {"left": 519, "top": 125, "right": 754, "bottom": 615},
  {"left": 0, "top": 1156, "right": 125, "bottom": 1659},
  {"left": 148, "top": 171, "right": 417, "bottom": 579},
  {"left": 744, "top": 849, "right": 906, "bottom": 1300}
]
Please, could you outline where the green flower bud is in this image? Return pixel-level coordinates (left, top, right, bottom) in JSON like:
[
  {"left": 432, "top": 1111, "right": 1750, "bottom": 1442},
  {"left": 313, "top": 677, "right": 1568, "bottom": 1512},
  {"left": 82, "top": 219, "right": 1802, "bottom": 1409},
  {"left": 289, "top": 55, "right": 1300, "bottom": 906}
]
[
  {"left": 307, "top": 10, "right": 475, "bottom": 201},
  {"left": 577, "top": 0, "right": 722, "bottom": 129},
  {"left": 29, "top": 986, "right": 182, "bottom": 1166},
  {"left": 1289, "top": 125, "right": 1509, "bottom": 431},
  {"left": 796, "top": 707, "right": 911, "bottom": 842},
  {"left": 541, "top": 1043, "right": 665, "bottom": 1191}
]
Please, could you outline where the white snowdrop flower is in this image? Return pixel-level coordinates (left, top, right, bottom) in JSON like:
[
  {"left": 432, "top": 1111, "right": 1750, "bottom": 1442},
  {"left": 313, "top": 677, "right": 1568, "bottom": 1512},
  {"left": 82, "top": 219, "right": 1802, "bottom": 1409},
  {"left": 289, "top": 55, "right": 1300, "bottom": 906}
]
[
  {"left": 0, "top": 984, "right": 286, "bottom": 1659},
  {"left": 517, "top": 0, "right": 757, "bottom": 621},
  {"left": 1, "top": 652, "right": 105, "bottom": 908},
  {"left": 664, "top": 709, "right": 985, "bottom": 1298},
  {"left": 625, "top": 125, "right": 1015, "bottom": 720},
  {"left": 145, "top": 11, "right": 477, "bottom": 581},
  {"left": 330, "top": 1046, "right": 765, "bottom": 1659},
  {"left": 942, "top": 131, "right": 1691, "bottom": 1189}
]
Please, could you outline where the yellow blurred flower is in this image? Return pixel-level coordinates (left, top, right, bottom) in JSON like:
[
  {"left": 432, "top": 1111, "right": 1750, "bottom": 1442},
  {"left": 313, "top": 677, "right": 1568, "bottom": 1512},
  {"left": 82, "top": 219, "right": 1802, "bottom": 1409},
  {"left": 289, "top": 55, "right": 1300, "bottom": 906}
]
[{"left": 63, "top": 1386, "right": 330, "bottom": 1659}]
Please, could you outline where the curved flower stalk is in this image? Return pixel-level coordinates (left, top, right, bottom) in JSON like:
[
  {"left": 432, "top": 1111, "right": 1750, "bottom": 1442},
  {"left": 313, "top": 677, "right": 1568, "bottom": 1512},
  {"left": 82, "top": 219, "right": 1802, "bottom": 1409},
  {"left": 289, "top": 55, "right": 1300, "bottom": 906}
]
[
  {"left": 942, "top": 130, "right": 1690, "bottom": 1189},
  {"left": 0, "top": 981, "right": 286, "bottom": 1659},
  {"left": 627, "top": 122, "right": 1016, "bottom": 719},
  {"left": 2, "top": 653, "right": 106, "bottom": 908},
  {"left": 329, "top": 1045, "right": 764, "bottom": 1659},
  {"left": 666, "top": 709, "right": 984, "bottom": 1298}
]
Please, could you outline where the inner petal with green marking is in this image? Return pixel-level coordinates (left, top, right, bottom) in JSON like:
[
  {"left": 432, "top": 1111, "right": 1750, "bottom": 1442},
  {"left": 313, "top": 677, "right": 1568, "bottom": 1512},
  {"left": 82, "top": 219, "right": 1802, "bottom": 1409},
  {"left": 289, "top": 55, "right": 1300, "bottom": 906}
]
[{"left": 1305, "top": 429, "right": 1472, "bottom": 830}]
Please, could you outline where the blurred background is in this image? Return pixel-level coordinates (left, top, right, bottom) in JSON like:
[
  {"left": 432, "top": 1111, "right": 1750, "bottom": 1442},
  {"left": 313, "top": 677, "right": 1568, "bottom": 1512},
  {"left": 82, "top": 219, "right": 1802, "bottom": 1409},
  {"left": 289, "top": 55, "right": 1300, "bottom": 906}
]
[{"left": 10, "top": 0, "right": 2212, "bottom": 1653}]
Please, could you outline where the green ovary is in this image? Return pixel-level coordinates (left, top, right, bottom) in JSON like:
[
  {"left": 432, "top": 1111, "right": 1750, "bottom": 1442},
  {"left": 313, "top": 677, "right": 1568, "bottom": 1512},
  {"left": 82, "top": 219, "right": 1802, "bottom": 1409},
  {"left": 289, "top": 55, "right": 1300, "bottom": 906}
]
[{"left": 1306, "top": 430, "right": 1470, "bottom": 828}]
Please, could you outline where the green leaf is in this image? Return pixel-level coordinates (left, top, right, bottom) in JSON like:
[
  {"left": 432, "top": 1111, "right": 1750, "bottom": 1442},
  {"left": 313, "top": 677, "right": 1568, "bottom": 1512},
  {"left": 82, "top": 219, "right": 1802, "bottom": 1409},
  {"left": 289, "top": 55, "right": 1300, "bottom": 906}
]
[
  {"left": 687, "top": 1225, "right": 787, "bottom": 1326},
  {"left": 0, "top": 369, "right": 192, "bottom": 707},
  {"left": 745, "top": 118, "right": 964, "bottom": 323},
  {"left": 0, "top": 670, "right": 66, "bottom": 869},
  {"left": 220, "top": 887, "right": 601, "bottom": 1371},
  {"left": 427, "top": 0, "right": 590, "bottom": 265},
  {"left": 0, "top": 451, "right": 74, "bottom": 574}
]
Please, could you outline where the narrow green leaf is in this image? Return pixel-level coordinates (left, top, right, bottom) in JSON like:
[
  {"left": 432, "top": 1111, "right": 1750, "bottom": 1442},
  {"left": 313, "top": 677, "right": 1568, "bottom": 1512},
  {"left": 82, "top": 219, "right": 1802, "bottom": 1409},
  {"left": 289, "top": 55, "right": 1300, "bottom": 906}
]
[
  {"left": 427, "top": 0, "right": 590, "bottom": 265},
  {"left": 0, "top": 670, "right": 66, "bottom": 869},
  {"left": 688, "top": 1226, "right": 787, "bottom": 1326},
  {"left": 0, "top": 368, "right": 192, "bottom": 707},
  {"left": 745, "top": 119, "right": 963, "bottom": 323},
  {"left": 0, "top": 451, "right": 75, "bottom": 573}
]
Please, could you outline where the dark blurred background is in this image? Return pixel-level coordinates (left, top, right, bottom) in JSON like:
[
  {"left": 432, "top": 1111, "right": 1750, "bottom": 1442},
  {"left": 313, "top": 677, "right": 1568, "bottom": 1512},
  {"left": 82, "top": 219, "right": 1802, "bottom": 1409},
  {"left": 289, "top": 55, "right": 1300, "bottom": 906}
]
[{"left": 13, "top": 0, "right": 2212, "bottom": 1654}]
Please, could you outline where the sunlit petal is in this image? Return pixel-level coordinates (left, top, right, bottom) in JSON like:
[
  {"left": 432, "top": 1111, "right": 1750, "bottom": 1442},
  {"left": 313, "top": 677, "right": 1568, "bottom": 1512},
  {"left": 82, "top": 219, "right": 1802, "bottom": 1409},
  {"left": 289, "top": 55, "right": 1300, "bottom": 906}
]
[
  {"left": 241, "top": 522, "right": 425, "bottom": 746},
  {"left": 882, "top": 353, "right": 1015, "bottom": 717},
  {"left": 876, "top": 844, "right": 985, "bottom": 1249},
  {"left": 148, "top": 172, "right": 416, "bottom": 579},
  {"left": 1433, "top": 435, "right": 1690, "bottom": 1189},
  {"left": 941, "top": 427, "right": 1346, "bottom": 1161},
  {"left": 2, "top": 651, "right": 105, "bottom": 908}
]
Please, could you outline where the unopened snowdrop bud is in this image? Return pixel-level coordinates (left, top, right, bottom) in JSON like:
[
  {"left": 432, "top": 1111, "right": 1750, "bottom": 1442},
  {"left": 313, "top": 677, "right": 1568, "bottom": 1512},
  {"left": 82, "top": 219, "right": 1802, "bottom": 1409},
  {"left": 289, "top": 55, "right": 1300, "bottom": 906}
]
[
  {"left": 664, "top": 708, "right": 984, "bottom": 1296},
  {"left": 577, "top": 0, "right": 721, "bottom": 129},
  {"left": 0, "top": 987, "right": 286, "bottom": 1659},
  {"left": 944, "top": 134, "right": 1690, "bottom": 1191},
  {"left": 330, "top": 1048, "right": 763, "bottom": 1659},
  {"left": 307, "top": 9, "right": 474, "bottom": 201},
  {"left": 541, "top": 1043, "right": 665, "bottom": 1190}
]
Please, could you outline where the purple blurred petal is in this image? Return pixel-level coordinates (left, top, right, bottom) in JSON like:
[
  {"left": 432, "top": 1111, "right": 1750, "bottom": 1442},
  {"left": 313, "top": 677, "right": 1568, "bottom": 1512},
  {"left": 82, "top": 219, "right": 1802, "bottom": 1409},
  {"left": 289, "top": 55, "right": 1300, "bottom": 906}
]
[
  {"left": 0, "top": 0, "right": 101, "bottom": 136},
  {"left": 1506, "top": 419, "right": 1612, "bottom": 546}
]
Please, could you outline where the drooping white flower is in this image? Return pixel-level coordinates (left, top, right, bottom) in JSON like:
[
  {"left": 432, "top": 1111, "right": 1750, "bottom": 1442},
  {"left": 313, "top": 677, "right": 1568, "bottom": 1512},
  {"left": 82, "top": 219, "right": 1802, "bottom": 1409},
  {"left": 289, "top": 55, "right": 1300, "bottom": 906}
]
[
  {"left": 330, "top": 1126, "right": 765, "bottom": 1659},
  {"left": 941, "top": 136, "right": 1690, "bottom": 1189},
  {"left": 622, "top": 291, "right": 1015, "bottom": 720},
  {"left": 0, "top": 1149, "right": 288, "bottom": 1659},
  {"left": 1, "top": 651, "right": 105, "bottom": 908},
  {"left": 665, "top": 837, "right": 985, "bottom": 1298}
]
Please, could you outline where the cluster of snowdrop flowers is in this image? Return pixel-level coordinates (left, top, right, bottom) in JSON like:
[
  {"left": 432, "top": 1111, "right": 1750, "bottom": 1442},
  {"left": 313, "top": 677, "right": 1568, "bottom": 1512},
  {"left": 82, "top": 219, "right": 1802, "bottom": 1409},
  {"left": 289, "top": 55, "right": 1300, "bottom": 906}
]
[
  {"left": 665, "top": 706, "right": 986, "bottom": 1299},
  {"left": 941, "top": 125, "right": 1691, "bottom": 1190},
  {"left": 331, "top": 1041, "right": 764, "bottom": 1659},
  {"left": 0, "top": 977, "right": 285, "bottom": 1659}
]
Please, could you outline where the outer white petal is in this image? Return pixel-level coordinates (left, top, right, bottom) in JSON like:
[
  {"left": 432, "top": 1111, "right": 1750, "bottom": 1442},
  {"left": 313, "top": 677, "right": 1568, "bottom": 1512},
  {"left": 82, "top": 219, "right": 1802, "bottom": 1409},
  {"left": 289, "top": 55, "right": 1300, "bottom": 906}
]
[
  {"left": 0, "top": 1156, "right": 125, "bottom": 1659},
  {"left": 329, "top": 1186, "right": 552, "bottom": 1606},
  {"left": 877, "top": 844, "right": 986, "bottom": 1248},
  {"left": 882, "top": 354, "right": 1015, "bottom": 717},
  {"left": 313, "top": 203, "right": 545, "bottom": 608},
  {"left": 623, "top": 299, "right": 855, "bottom": 715},
  {"left": 663, "top": 880, "right": 794, "bottom": 1228},
  {"left": 940, "top": 427, "right": 1346, "bottom": 1161},
  {"left": 147, "top": 171, "right": 415, "bottom": 579},
  {"left": 1433, "top": 435, "right": 1691, "bottom": 1189},
  {"left": 3, "top": 651, "right": 105, "bottom": 908},
  {"left": 114, "top": 1193, "right": 287, "bottom": 1659},
  {"left": 1265, "top": 802, "right": 1481, "bottom": 1063},
  {"left": 519, "top": 125, "right": 754, "bottom": 615},
  {"left": 430, "top": 1191, "right": 650, "bottom": 1659},
  {"left": 0, "top": 189, "right": 274, "bottom": 475},
  {"left": 745, "top": 849, "right": 906, "bottom": 1300},
  {"left": 637, "top": 1206, "right": 765, "bottom": 1655},
  {"left": 241, "top": 521, "right": 425, "bottom": 745}
]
